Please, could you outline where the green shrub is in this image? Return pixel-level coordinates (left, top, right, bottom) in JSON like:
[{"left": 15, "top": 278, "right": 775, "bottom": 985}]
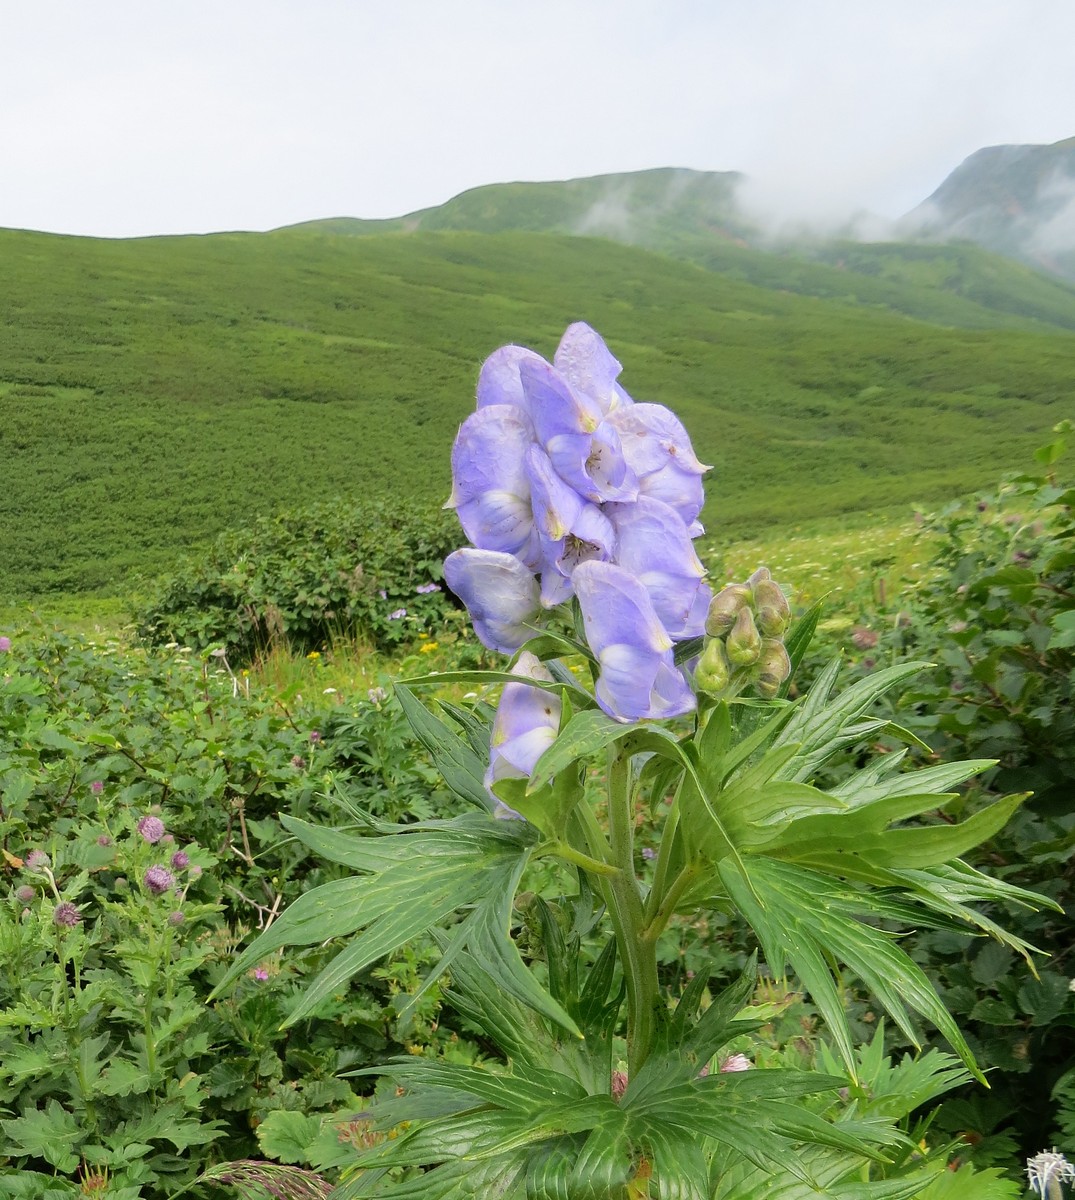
[{"left": 134, "top": 498, "right": 463, "bottom": 661}]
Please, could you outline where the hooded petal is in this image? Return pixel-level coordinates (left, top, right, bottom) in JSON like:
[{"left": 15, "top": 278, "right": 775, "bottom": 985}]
[
  {"left": 476, "top": 344, "right": 550, "bottom": 417},
  {"left": 484, "top": 652, "right": 562, "bottom": 796},
  {"left": 554, "top": 322, "right": 634, "bottom": 415},
  {"left": 607, "top": 496, "right": 711, "bottom": 639},
  {"left": 443, "top": 549, "right": 541, "bottom": 653},
  {"left": 573, "top": 561, "right": 696, "bottom": 723},
  {"left": 610, "top": 403, "right": 709, "bottom": 477}
]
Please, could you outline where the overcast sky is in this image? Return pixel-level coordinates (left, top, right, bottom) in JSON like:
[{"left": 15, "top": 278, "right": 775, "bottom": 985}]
[{"left": 2, "top": 0, "right": 1073, "bottom": 239}]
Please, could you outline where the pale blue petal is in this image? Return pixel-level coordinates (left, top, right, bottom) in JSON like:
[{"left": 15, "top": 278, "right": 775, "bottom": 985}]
[
  {"left": 443, "top": 549, "right": 541, "bottom": 653},
  {"left": 554, "top": 322, "right": 633, "bottom": 415},
  {"left": 610, "top": 403, "right": 709, "bottom": 477},
  {"left": 476, "top": 345, "right": 549, "bottom": 416}
]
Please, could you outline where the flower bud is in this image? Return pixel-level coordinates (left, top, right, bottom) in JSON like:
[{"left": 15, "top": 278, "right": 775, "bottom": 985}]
[
  {"left": 726, "top": 608, "right": 762, "bottom": 667},
  {"left": 752, "top": 580, "right": 791, "bottom": 636},
  {"left": 694, "top": 638, "right": 731, "bottom": 695},
  {"left": 754, "top": 638, "right": 791, "bottom": 698},
  {"left": 746, "top": 566, "right": 771, "bottom": 588},
  {"left": 53, "top": 901, "right": 81, "bottom": 928},
  {"left": 705, "top": 584, "right": 751, "bottom": 637},
  {"left": 15, "top": 885, "right": 35, "bottom": 903}
]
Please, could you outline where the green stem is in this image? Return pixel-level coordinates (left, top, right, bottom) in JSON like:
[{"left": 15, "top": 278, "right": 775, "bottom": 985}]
[
  {"left": 642, "top": 863, "right": 699, "bottom": 945},
  {"left": 604, "top": 750, "right": 659, "bottom": 1077},
  {"left": 534, "top": 839, "right": 618, "bottom": 877}
]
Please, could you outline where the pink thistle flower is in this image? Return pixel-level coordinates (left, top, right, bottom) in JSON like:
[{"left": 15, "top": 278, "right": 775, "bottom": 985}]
[
  {"left": 15, "top": 885, "right": 35, "bottom": 902},
  {"left": 25, "top": 850, "right": 50, "bottom": 871},
  {"left": 137, "top": 815, "right": 166, "bottom": 844},
  {"left": 143, "top": 866, "right": 175, "bottom": 895},
  {"left": 53, "top": 901, "right": 81, "bottom": 928},
  {"left": 90, "top": 780, "right": 104, "bottom": 795},
  {"left": 167, "top": 910, "right": 185, "bottom": 927},
  {"left": 170, "top": 850, "right": 190, "bottom": 870}
]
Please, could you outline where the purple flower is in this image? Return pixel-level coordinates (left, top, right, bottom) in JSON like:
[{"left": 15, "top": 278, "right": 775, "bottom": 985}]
[
  {"left": 573, "top": 561, "right": 696, "bottom": 724},
  {"left": 171, "top": 850, "right": 190, "bottom": 870},
  {"left": 641, "top": 847, "right": 657, "bottom": 861},
  {"left": 167, "top": 910, "right": 185, "bottom": 927},
  {"left": 415, "top": 582, "right": 442, "bottom": 594},
  {"left": 720, "top": 1053, "right": 752, "bottom": 1073},
  {"left": 137, "top": 815, "right": 166, "bottom": 844},
  {"left": 387, "top": 608, "right": 407, "bottom": 620},
  {"left": 0, "top": 636, "right": 10, "bottom": 653},
  {"left": 53, "top": 901, "right": 81, "bottom": 927},
  {"left": 143, "top": 866, "right": 175, "bottom": 895},
  {"left": 367, "top": 686, "right": 387, "bottom": 704},
  {"left": 15, "top": 885, "right": 35, "bottom": 902},
  {"left": 476, "top": 343, "right": 549, "bottom": 416},
  {"left": 253, "top": 966, "right": 269, "bottom": 982},
  {"left": 609, "top": 403, "right": 709, "bottom": 528},
  {"left": 553, "top": 322, "right": 635, "bottom": 417},
  {"left": 444, "top": 548, "right": 541, "bottom": 653},
  {"left": 90, "top": 780, "right": 104, "bottom": 795},
  {"left": 606, "top": 496, "right": 710, "bottom": 639},
  {"left": 96, "top": 835, "right": 112, "bottom": 847},
  {"left": 25, "top": 850, "right": 50, "bottom": 871},
  {"left": 447, "top": 406, "right": 542, "bottom": 567},
  {"left": 485, "top": 652, "right": 562, "bottom": 802}
]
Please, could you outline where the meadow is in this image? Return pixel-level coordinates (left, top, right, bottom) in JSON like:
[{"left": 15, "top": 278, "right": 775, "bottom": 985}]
[
  {"left": 1, "top": 218, "right": 1073, "bottom": 1197},
  {"left": 2, "top": 225, "right": 1074, "bottom": 606}
]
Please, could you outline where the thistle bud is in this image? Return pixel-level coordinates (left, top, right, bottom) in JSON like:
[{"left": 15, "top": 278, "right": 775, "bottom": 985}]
[
  {"left": 753, "top": 580, "right": 791, "bottom": 637},
  {"left": 694, "top": 639, "right": 731, "bottom": 695},
  {"left": 754, "top": 638, "right": 791, "bottom": 698},
  {"left": 705, "top": 584, "right": 751, "bottom": 637},
  {"left": 726, "top": 608, "right": 762, "bottom": 667}
]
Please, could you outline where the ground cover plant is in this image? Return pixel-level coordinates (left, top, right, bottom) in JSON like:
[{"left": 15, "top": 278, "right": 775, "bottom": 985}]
[
  {"left": 0, "top": 631, "right": 475, "bottom": 1197},
  {"left": 3, "top": 225, "right": 1075, "bottom": 603},
  {"left": 203, "top": 324, "right": 1055, "bottom": 1199}
]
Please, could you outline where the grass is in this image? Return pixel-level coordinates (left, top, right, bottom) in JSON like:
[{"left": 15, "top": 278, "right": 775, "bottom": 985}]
[{"left": 3, "top": 223, "right": 1073, "bottom": 604}]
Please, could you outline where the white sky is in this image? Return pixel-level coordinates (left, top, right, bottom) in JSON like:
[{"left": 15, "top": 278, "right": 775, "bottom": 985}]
[{"left": 2, "top": 0, "right": 1073, "bottom": 239}]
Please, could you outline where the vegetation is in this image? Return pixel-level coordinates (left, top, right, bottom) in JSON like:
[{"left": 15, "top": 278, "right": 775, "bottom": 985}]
[{"left": 3, "top": 225, "right": 1075, "bottom": 605}]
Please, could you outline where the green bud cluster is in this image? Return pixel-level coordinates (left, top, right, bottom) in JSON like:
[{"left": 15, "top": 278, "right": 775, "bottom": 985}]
[{"left": 695, "top": 567, "right": 792, "bottom": 700}]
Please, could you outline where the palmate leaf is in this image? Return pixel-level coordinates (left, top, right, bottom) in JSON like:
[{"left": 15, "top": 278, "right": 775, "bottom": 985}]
[{"left": 211, "top": 812, "right": 578, "bottom": 1035}]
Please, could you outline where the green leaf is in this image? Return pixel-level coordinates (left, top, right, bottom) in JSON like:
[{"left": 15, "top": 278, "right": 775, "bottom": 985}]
[
  {"left": 255, "top": 1109, "right": 324, "bottom": 1164},
  {"left": 395, "top": 686, "right": 493, "bottom": 811},
  {"left": 527, "top": 708, "right": 631, "bottom": 793}
]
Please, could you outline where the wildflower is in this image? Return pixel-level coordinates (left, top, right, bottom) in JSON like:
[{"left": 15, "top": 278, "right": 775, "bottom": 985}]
[
  {"left": 1027, "top": 1149, "right": 1075, "bottom": 1198},
  {"left": 15, "top": 885, "right": 35, "bottom": 902},
  {"left": 388, "top": 608, "right": 407, "bottom": 620},
  {"left": 137, "top": 815, "right": 166, "bottom": 844},
  {"left": 143, "top": 866, "right": 175, "bottom": 895},
  {"left": 96, "top": 835, "right": 112, "bottom": 847},
  {"left": 0, "top": 636, "right": 10, "bottom": 652},
  {"left": 167, "top": 910, "right": 185, "bottom": 927},
  {"left": 306, "top": 650, "right": 321, "bottom": 660},
  {"left": 24, "top": 850, "right": 50, "bottom": 871},
  {"left": 323, "top": 686, "right": 338, "bottom": 694},
  {"left": 725, "top": 608, "right": 763, "bottom": 667},
  {"left": 719, "top": 1053, "right": 752, "bottom": 1073},
  {"left": 309, "top": 730, "right": 321, "bottom": 744},
  {"left": 444, "top": 548, "right": 541, "bottom": 653},
  {"left": 573, "top": 561, "right": 695, "bottom": 723},
  {"left": 416, "top": 582, "right": 442, "bottom": 594},
  {"left": 641, "top": 847, "right": 657, "bottom": 861},
  {"left": 90, "top": 780, "right": 104, "bottom": 795},
  {"left": 291, "top": 754, "right": 307, "bottom": 769},
  {"left": 419, "top": 641, "right": 439, "bottom": 653},
  {"left": 253, "top": 967, "right": 269, "bottom": 982},
  {"left": 611, "top": 1070, "right": 629, "bottom": 1100},
  {"left": 53, "top": 901, "right": 81, "bottom": 928},
  {"left": 850, "top": 627, "right": 879, "bottom": 651},
  {"left": 367, "top": 686, "right": 387, "bottom": 704},
  {"left": 485, "top": 652, "right": 562, "bottom": 802},
  {"left": 170, "top": 850, "right": 190, "bottom": 870}
]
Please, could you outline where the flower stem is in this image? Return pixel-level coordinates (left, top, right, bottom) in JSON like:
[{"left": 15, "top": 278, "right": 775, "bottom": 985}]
[{"left": 605, "top": 750, "right": 659, "bottom": 1077}]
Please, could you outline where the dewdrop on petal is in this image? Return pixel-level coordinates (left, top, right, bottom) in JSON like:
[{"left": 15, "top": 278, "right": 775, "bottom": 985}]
[
  {"left": 725, "top": 607, "right": 763, "bottom": 667},
  {"left": 705, "top": 584, "right": 751, "bottom": 637}
]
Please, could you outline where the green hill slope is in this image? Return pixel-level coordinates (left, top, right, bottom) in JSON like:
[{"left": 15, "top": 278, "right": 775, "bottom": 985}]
[
  {"left": 284, "top": 169, "right": 1075, "bottom": 331},
  {"left": 1, "top": 226, "right": 1073, "bottom": 601}
]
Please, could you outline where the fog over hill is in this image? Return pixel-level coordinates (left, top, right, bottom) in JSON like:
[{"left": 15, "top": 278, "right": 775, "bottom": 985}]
[{"left": 282, "top": 137, "right": 1075, "bottom": 287}]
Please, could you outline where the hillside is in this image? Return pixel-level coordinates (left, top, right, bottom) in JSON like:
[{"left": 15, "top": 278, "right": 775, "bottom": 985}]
[
  {"left": 283, "top": 167, "right": 1075, "bottom": 331},
  {"left": 1, "top": 225, "right": 1073, "bottom": 601},
  {"left": 906, "top": 136, "right": 1075, "bottom": 282}
]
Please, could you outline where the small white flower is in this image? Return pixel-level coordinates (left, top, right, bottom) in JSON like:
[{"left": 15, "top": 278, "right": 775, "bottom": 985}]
[
  {"left": 1027, "top": 1149, "right": 1075, "bottom": 1197},
  {"left": 322, "top": 687, "right": 338, "bottom": 695}
]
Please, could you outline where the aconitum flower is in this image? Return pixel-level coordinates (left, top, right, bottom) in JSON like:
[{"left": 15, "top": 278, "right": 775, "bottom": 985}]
[
  {"left": 415, "top": 582, "right": 441, "bottom": 594},
  {"left": 53, "top": 902, "right": 81, "bottom": 927},
  {"left": 444, "top": 548, "right": 541, "bottom": 653},
  {"left": 609, "top": 403, "right": 709, "bottom": 530},
  {"left": 573, "top": 562, "right": 695, "bottom": 723},
  {"left": 484, "top": 653, "right": 562, "bottom": 801},
  {"left": 143, "top": 866, "right": 175, "bottom": 895},
  {"left": 553, "top": 321, "right": 635, "bottom": 417},
  {"left": 137, "top": 815, "right": 166, "bottom": 844}
]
